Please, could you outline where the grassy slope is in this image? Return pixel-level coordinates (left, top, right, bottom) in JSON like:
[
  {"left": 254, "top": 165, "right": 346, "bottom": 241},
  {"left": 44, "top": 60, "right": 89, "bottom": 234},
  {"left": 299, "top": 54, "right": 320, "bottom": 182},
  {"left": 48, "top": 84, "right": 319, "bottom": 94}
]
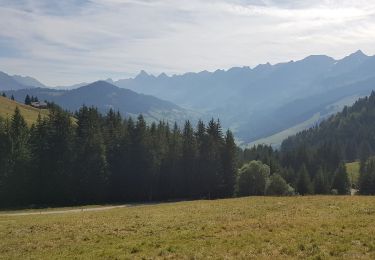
[
  {"left": 1, "top": 196, "right": 375, "bottom": 259},
  {"left": 248, "top": 94, "right": 364, "bottom": 148},
  {"left": 249, "top": 112, "right": 321, "bottom": 148},
  {"left": 346, "top": 161, "right": 361, "bottom": 187},
  {"left": 0, "top": 96, "right": 48, "bottom": 125}
]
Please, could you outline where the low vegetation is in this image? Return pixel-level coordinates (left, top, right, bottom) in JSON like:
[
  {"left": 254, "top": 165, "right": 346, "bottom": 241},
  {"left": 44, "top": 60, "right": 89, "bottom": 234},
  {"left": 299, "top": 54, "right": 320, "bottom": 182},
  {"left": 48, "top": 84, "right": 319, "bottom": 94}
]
[{"left": 1, "top": 196, "right": 375, "bottom": 259}]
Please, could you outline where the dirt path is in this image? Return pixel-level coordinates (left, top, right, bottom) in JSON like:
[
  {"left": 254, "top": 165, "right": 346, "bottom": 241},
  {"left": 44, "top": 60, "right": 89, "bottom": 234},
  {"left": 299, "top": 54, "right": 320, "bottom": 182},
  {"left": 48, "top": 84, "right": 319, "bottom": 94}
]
[{"left": 0, "top": 205, "right": 130, "bottom": 217}]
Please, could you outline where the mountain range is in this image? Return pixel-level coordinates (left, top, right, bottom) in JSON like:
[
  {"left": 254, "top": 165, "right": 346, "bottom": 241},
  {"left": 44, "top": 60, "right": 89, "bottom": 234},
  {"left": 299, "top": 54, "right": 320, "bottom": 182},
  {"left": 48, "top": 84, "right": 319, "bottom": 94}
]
[
  {"left": 110, "top": 50, "right": 375, "bottom": 145},
  {"left": 4, "top": 81, "right": 199, "bottom": 124},
  {"left": 1, "top": 50, "right": 375, "bottom": 146}
]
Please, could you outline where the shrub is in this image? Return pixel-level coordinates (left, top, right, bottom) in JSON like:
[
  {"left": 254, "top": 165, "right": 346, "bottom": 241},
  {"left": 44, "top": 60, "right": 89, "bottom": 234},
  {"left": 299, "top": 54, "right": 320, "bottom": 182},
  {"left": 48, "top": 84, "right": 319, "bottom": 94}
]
[
  {"left": 236, "top": 160, "right": 270, "bottom": 196},
  {"left": 266, "top": 174, "right": 295, "bottom": 196}
]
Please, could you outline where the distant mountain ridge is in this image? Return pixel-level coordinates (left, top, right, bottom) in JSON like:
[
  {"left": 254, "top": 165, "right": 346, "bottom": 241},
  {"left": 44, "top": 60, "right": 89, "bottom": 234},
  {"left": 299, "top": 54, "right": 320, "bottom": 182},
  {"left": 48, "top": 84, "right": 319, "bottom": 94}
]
[
  {"left": 109, "top": 50, "right": 375, "bottom": 144},
  {"left": 1, "top": 50, "right": 375, "bottom": 145},
  {"left": 4, "top": 81, "right": 199, "bottom": 124}
]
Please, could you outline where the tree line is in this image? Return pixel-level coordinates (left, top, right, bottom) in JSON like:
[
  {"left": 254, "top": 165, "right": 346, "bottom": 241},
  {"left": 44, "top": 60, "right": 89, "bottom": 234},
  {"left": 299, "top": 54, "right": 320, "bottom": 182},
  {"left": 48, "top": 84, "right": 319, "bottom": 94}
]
[
  {"left": 3, "top": 89, "right": 375, "bottom": 208},
  {"left": 0, "top": 105, "right": 237, "bottom": 208}
]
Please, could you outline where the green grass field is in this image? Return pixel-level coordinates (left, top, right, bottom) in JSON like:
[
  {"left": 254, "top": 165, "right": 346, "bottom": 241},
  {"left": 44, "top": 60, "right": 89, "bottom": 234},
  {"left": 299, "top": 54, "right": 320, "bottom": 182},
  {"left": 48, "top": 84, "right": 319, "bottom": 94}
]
[
  {"left": 0, "top": 96, "right": 48, "bottom": 125},
  {"left": 1, "top": 196, "right": 375, "bottom": 259}
]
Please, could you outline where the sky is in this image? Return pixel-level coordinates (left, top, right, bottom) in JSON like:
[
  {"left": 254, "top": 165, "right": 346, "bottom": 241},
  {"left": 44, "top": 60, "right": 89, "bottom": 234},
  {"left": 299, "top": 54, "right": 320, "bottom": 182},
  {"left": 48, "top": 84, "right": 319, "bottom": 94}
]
[{"left": 0, "top": 0, "right": 375, "bottom": 86}]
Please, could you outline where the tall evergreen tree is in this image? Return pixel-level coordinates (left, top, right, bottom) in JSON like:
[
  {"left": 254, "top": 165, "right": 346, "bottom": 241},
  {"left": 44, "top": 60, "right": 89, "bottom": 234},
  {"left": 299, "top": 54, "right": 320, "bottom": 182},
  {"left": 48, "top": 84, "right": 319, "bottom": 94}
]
[
  {"left": 221, "top": 130, "right": 237, "bottom": 197},
  {"left": 313, "top": 167, "right": 329, "bottom": 194},
  {"left": 104, "top": 109, "right": 130, "bottom": 202},
  {"left": 74, "top": 106, "right": 108, "bottom": 203},
  {"left": 5, "top": 107, "right": 31, "bottom": 205},
  {"left": 30, "top": 108, "right": 76, "bottom": 205},
  {"left": 181, "top": 121, "right": 197, "bottom": 198},
  {"left": 296, "top": 164, "right": 312, "bottom": 195},
  {"left": 24, "top": 95, "right": 31, "bottom": 105},
  {"left": 359, "top": 156, "right": 375, "bottom": 195},
  {"left": 332, "top": 163, "right": 350, "bottom": 195}
]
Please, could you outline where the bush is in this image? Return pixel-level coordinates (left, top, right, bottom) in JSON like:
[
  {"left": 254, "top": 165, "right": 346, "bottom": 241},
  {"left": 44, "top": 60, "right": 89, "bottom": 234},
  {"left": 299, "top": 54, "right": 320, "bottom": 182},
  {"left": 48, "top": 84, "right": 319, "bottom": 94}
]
[
  {"left": 236, "top": 160, "right": 270, "bottom": 196},
  {"left": 266, "top": 174, "right": 295, "bottom": 196}
]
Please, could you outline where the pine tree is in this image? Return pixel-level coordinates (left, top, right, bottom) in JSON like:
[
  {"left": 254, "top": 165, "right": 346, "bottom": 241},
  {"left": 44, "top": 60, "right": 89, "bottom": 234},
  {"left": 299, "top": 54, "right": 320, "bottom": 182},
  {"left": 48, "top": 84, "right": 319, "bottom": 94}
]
[
  {"left": 104, "top": 109, "right": 130, "bottom": 202},
  {"left": 129, "top": 114, "right": 153, "bottom": 201},
  {"left": 181, "top": 120, "right": 197, "bottom": 198},
  {"left": 205, "top": 119, "right": 224, "bottom": 198},
  {"left": 0, "top": 117, "right": 11, "bottom": 207},
  {"left": 6, "top": 107, "right": 31, "bottom": 206},
  {"left": 11, "top": 95, "right": 14, "bottom": 101},
  {"left": 194, "top": 120, "right": 207, "bottom": 198},
  {"left": 24, "top": 95, "right": 31, "bottom": 105},
  {"left": 332, "top": 163, "right": 350, "bottom": 195},
  {"left": 32, "top": 107, "right": 76, "bottom": 205},
  {"left": 313, "top": 167, "right": 329, "bottom": 194},
  {"left": 221, "top": 130, "right": 237, "bottom": 197},
  {"left": 74, "top": 106, "right": 108, "bottom": 203},
  {"left": 359, "top": 156, "right": 375, "bottom": 195},
  {"left": 296, "top": 164, "right": 312, "bottom": 195}
]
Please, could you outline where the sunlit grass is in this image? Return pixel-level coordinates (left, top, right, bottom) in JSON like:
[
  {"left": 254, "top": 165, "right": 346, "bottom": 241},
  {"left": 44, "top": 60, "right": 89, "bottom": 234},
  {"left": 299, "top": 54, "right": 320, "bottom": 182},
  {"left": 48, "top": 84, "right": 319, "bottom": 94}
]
[
  {"left": 1, "top": 196, "right": 375, "bottom": 259},
  {"left": 0, "top": 96, "right": 48, "bottom": 125},
  {"left": 346, "top": 161, "right": 361, "bottom": 187}
]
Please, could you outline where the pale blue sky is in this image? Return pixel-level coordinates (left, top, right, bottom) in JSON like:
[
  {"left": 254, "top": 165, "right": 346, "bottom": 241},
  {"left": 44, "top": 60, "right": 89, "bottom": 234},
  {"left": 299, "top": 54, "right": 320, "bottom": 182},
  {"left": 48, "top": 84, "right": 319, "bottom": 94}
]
[{"left": 0, "top": 0, "right": 375, "bottom": 86}]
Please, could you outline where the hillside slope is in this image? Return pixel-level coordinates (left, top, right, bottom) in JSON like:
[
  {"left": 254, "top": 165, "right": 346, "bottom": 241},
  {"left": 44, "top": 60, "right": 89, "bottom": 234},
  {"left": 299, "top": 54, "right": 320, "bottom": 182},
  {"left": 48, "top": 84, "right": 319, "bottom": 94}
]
[
  {"left": 0, "top": 96, "right": 48, "bottom": 125},
  {"left": 0, "top": 71, "right": 34, "bottom": 91},
  {"left": 281, "top": 90, "right": 375, "bottom": 162},
  {"left": 5, "top": 81, "right": 201, "bottom": 124}
]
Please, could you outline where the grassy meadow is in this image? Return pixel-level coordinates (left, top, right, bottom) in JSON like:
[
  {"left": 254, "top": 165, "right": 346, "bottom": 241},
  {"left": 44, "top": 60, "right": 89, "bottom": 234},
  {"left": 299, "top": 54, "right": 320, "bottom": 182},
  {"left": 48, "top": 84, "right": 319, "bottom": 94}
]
[
  {"left": 1, "top": 196, "right": 375, "bottom": 259},
  {"left": 0, "top": 96, "right": 48, "bottom": 125}
]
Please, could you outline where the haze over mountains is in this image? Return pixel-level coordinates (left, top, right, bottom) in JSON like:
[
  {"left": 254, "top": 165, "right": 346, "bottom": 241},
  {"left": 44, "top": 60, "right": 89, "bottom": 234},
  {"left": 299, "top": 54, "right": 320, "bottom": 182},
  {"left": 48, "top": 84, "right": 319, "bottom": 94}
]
[
  {"left": 111, "top": 50, "right": 375, "bottom": 145},
  {"left": 4, "top": 81, "right": 198, "bottom": 124},
  {"left": 1, "top": 50, "right": 375, "bottom": 146}
]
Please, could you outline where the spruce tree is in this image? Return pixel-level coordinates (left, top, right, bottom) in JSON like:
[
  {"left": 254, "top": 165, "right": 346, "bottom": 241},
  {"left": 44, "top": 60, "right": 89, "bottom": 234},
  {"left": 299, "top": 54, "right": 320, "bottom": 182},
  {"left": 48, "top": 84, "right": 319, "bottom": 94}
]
[
  {"left": 332, "top": 163, "right": 350, "bottom": 195},
  {"left": 313, "top": 167, "right": 329, "bottom": 194},
  {"left": 222, "top": 130, "right": 237, "bottom": 197},
  {"left": 296, "top": 164, "right": 312, "bottom": 195},
  {"left": 24, "top": 95, "right": 31, "bottom": 105},
  {"left": 6, "top": 107, "right": 31, "bottom": 206},
  {"left": 74, "top": 106, "right": 108, "bottom": 203},
  {"left": 181, "top": 120, "right": 197, "bottom": 198},
  {"left": 359, "top": 157, "right": 375, "bottom": 195}
]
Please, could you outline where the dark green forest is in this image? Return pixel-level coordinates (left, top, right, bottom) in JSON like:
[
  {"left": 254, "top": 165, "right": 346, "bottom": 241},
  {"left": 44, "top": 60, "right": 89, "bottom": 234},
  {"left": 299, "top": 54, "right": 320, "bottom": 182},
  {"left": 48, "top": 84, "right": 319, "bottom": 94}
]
[
  {"left": 2, "top": 91, "right": 375, "bottom": 208},
  {"left": 0, "top": 105, "right": 237, "bottom": 207}
]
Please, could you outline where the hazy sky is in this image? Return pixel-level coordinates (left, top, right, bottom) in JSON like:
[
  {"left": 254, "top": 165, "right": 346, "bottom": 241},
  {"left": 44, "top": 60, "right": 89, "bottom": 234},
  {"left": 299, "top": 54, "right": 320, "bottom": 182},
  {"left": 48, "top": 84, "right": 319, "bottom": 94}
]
[{"left": 1, "top": 0, "right": 375, "bottom": 86}]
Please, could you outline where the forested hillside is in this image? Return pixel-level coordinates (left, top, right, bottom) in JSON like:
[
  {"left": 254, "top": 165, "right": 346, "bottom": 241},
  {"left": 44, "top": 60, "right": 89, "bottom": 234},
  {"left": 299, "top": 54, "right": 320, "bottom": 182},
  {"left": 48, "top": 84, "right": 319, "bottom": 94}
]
[
  {"left": 0, "top": 106, "right": 236, "bottom": 207},
  {"left": 281, "top": 90, "right": 375, "bottom": 163},
  {"left": 241, "top": 91, "right": 375, "bottom": 195}
]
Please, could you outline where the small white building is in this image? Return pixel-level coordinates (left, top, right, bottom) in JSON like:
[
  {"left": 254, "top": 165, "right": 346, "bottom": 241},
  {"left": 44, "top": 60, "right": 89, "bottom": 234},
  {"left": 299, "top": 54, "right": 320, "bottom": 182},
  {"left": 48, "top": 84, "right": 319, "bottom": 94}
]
[{"left": 31, "top": 101, "right": 48, "bottom": 109}]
